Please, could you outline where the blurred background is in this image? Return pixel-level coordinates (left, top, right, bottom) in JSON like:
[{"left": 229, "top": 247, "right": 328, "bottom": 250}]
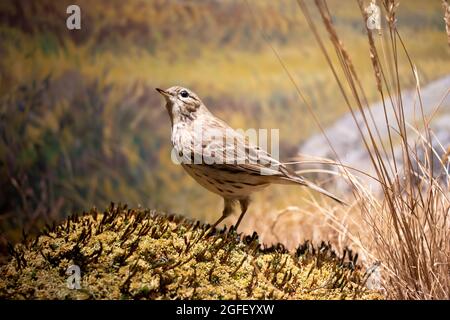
[{"left": 1, "top": 0, "right": 449, "bottom": 253}]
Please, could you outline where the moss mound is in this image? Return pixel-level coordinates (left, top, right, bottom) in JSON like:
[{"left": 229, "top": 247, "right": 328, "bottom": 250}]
[{"left": 0, "top": 204, "right": 382, "bottom": 299}]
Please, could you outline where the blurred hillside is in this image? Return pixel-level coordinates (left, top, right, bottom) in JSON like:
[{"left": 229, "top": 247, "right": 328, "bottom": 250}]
[{"left": 1, "top": 0, "right": 449, "bottom": 245}]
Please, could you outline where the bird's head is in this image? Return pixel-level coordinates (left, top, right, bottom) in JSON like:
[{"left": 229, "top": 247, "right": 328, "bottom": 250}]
[{"left": 156, "top": 86, "right": 206, "bottom": 124}]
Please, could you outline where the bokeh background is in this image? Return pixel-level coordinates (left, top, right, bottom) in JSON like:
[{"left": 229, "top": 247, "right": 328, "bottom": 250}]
[{"left": 1, "top": 0, "right": 449, "bottom": 251}]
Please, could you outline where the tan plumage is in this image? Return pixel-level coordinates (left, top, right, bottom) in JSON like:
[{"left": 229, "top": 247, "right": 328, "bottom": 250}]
[{"left": 156, "top": 86, "right": 345, "bottom": 230}]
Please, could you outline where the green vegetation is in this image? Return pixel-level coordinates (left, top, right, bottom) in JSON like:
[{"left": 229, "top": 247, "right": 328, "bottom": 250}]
[{"left": 0, "top": 204, "right": 381, "bottom": 299}]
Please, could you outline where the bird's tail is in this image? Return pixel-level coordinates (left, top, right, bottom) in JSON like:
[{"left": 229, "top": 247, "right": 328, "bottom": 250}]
[
  {"left": 277, "top": 176, "right": 347, "bottom": 205},
  {"left": 302, "top": 180, "right": 347, "bottom": 205}
]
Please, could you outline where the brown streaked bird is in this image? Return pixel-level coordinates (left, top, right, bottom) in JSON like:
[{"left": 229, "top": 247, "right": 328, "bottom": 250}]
[{"left": 156, "top": 86, "right": 345, "bottom": 231}]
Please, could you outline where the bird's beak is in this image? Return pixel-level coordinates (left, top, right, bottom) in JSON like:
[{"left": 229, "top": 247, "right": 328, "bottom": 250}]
[{"left": 156, "top": 88, "right": 170, "bottom": 98}]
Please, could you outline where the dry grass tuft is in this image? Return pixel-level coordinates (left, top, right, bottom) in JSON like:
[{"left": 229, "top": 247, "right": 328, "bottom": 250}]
[{"left": 291, "top": 0, "right": 450, "bottom": 300}]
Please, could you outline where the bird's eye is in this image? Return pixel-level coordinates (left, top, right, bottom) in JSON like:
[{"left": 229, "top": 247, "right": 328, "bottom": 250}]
[{"left": 180, "top": 90, "right": 189, "bottom": 98}]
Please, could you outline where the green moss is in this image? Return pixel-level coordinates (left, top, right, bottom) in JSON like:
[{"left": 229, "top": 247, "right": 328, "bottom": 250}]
[{"left": 0, "top": 204, "right": 383, "bottom": 300}]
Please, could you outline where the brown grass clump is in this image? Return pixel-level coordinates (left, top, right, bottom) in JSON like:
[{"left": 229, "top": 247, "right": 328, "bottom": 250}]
[
  {"left": 291, "top": 0, "right": 450, "bottom": 299},
  {"left": 0, "top": 203, "right": 382, "bottom": 300}
]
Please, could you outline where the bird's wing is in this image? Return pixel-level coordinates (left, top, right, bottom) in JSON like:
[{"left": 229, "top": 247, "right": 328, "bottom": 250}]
[{"left": 192, "top": 115, "right": 303, "bottom": 181}]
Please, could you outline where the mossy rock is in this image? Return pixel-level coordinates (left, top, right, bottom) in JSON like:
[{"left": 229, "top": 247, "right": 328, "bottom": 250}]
[{"left": 0, "top": 204, "right": 382, "bottom": 300}]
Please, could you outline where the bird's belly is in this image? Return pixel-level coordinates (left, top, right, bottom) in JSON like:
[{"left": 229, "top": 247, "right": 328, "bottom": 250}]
[{"left": 181, "top": 164, "right": 269, "bottom": 199}]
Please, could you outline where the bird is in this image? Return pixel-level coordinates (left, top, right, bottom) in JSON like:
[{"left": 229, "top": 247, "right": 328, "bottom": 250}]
[{"left": 156, "top": 86, "right": 345, "bottom": 231}]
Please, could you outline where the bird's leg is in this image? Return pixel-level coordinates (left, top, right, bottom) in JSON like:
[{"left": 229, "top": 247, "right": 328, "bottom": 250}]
[
  {"left": 235, "top": 197, "right": 250, "bottom": 230},
  {"left": 205, "top": 198, "right": 234, "bottom": 236}
]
